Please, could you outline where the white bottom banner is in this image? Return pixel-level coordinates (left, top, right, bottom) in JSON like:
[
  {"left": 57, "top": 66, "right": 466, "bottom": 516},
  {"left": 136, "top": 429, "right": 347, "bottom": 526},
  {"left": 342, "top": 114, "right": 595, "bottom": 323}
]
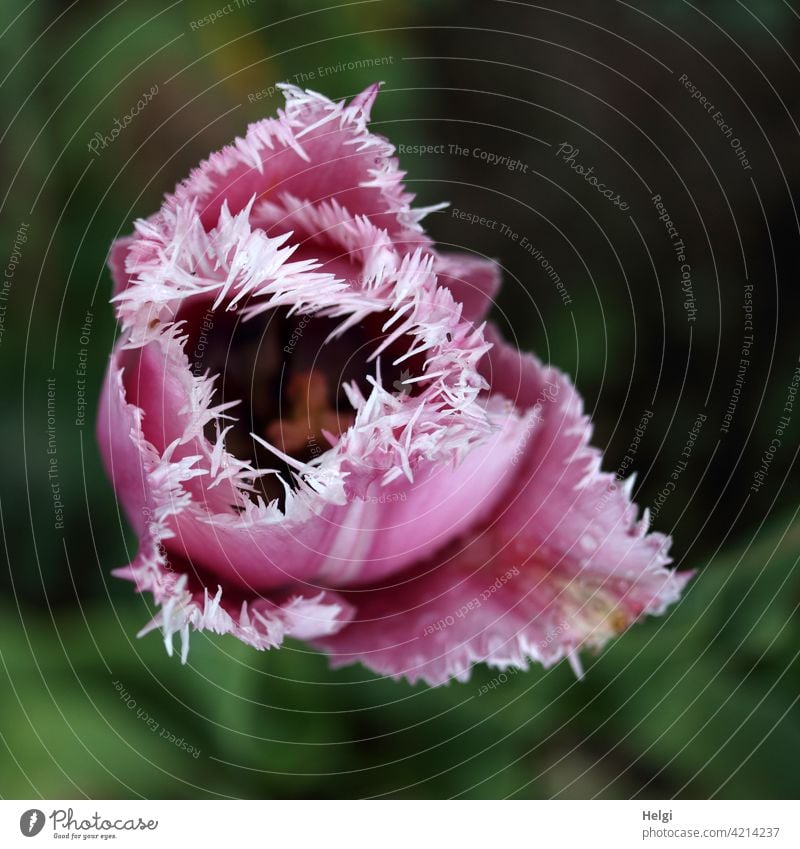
[{"left": 1, "top": 799, "right": 797, "bottom": 847}]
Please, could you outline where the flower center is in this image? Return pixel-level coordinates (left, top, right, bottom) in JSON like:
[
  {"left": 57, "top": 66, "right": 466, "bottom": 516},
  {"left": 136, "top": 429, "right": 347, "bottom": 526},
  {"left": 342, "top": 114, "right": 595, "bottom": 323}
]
[
  {"left": 177, "top": 299, "right": 422, "bottom": 509},
  {"left": 265, "top": 369, "right": 354, "bottom": 457}
]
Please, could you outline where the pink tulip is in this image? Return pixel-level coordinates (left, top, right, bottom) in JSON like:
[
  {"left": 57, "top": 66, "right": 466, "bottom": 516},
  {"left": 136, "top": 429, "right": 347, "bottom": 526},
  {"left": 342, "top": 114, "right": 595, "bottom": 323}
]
[{"left": 98, "top": 84, "right": 691, "bottom": 684}]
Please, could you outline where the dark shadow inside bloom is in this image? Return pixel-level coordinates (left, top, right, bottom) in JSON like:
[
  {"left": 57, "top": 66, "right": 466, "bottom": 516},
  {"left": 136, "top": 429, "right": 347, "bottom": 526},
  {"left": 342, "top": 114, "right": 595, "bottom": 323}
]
[{"left": 175, "top": 298, "right": 425, "bottom": 509}]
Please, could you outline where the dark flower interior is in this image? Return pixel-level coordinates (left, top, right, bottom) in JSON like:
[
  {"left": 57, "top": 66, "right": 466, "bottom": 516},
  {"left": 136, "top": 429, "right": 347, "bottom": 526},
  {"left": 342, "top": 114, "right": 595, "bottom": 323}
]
[{"left": 176, "top": 297, "right": 424, "bottom": 508}]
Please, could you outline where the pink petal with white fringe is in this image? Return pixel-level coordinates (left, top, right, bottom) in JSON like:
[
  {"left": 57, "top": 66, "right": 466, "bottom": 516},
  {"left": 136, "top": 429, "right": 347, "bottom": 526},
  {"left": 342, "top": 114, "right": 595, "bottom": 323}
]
[{"left": 314, "top": 328, "right": 692, "bottom": 685}]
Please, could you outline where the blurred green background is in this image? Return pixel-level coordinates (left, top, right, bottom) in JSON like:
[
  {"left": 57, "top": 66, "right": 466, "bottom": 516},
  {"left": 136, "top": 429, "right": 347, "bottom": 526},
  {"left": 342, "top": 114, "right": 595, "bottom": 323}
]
[{"left": 1, "top": 0, "right": 798, "bottom": 798}]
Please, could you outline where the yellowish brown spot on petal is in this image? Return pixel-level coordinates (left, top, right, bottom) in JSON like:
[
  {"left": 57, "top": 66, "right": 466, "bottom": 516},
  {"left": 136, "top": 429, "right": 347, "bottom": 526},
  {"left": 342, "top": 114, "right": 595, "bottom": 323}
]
[{"left": 266, "top": 370, "right": 354, "bottom": 455}]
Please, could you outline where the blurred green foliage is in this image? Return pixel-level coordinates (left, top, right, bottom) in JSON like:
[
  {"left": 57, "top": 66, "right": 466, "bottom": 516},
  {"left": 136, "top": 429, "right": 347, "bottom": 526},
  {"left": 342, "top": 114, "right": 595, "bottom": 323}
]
[
  {"left": 1, "top": 509, "right": 797, "bottom": 798},
  {"left": 1, "top": 0, "right": 798, "bottom": 798}
]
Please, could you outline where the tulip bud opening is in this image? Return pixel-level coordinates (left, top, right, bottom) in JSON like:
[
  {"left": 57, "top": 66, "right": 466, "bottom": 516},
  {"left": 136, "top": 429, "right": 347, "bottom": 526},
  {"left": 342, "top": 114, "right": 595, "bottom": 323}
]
[{"left": 175, "top": 299, "right": 424, "bottom": 509}]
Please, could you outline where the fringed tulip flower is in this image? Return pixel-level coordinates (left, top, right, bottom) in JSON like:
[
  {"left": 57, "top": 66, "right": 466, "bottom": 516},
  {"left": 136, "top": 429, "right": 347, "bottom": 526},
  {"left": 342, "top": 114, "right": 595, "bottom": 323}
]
[{"left": 98, "top": 84, "right": 691, "bottom": 685}]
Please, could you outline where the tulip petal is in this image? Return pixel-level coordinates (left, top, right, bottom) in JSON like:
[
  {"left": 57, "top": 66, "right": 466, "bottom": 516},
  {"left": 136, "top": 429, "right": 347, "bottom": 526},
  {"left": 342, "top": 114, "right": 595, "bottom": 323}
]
[
  {"left": 107, "top": 235, "right": 135, "bottom": 297},
  {"left": 98, "top": 350, "right": 354, "bottom": 658},
  {"left": 434, "top": 253, "right": 502, "bottom": 324},
  {"left": 316, "top": 329, "right": 692, "bottom": 685},
  {"left": 167, "top": 85, "right": 424, "bottom": 241}
]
